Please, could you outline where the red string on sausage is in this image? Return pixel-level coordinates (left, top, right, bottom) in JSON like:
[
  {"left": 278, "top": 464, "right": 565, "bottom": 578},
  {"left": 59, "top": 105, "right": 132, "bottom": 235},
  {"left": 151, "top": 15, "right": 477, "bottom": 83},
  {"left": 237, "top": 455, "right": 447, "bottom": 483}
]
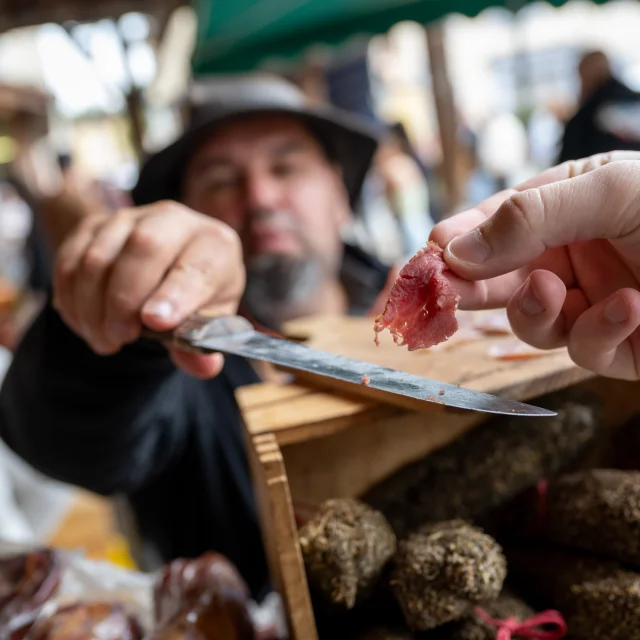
[{"left": 474, "top": 606, "right": 567, "bottom": 640}]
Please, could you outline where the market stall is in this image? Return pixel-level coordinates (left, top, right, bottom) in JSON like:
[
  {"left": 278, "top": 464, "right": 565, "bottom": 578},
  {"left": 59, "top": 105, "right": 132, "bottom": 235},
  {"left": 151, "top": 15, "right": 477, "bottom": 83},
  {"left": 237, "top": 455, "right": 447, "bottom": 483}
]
[
  {"left": 0, "top": 3, "right": 638, "bottom": 640},
  {"left": 237, "top": 311, "right": 640, "bottom": 639}
]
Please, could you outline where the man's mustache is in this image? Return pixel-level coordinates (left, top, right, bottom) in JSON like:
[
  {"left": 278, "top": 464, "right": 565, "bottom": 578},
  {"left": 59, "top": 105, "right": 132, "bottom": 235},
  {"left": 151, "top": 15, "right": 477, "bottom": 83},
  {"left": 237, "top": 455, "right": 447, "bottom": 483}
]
[
  {"left": 244, "top": 254, "right": 321, "bottom": 304},
  {"left": 248, "top": 209, "right": 298, "bottom": 234},
  {"left": 242, "top": 254, "right": 324, "bottom": 330}
]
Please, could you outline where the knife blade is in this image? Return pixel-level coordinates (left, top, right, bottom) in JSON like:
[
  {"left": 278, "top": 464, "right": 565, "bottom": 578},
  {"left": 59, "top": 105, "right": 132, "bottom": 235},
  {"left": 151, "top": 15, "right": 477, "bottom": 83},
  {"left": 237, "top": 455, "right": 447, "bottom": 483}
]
[{"left": 141, "top": 314, "right": 557, "bottom": 417}]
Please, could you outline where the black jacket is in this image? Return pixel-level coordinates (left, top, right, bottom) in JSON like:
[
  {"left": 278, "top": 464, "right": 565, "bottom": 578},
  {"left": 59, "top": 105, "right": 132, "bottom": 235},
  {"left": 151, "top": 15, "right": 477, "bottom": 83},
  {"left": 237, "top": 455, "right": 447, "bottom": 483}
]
[
  {"left": 558, "top": 77, "right": 640, "bottom": 163},
  {"left": 0, "top": 243, "right": 389, "bottom": 600},
  {"left": 0, "top": 301, "right": 270, "bottom": 597}
]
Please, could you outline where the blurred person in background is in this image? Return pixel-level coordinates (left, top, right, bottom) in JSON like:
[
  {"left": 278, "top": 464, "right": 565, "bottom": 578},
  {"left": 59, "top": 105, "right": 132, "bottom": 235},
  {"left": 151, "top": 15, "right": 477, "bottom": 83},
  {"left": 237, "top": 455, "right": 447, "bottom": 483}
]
[
  {"left": 0, "top": 74, "right": 403, "bottom": 599},
  {"left": 477, "top": 111, "right": 531, "bottom": 191},
  {"left": 455, "top": 123, "right": 498, "bottom": 210},
  {"left": 9, "top": 133, "right": 115, "bottom": 292},
  {"left": 4, "top": 140, "right": 121, "bottom": 352},
  {"left": 374, "top": 122, "right": 435, "bottom": 257},
  {"left": 355, "top": 122, "right": 435, "bottom": 263},
  {"left": 558, "top": 50, "right": 640, "bottom": 162},
  {"left": 528, "top": 101, "right": 565, "bottom": 170}
]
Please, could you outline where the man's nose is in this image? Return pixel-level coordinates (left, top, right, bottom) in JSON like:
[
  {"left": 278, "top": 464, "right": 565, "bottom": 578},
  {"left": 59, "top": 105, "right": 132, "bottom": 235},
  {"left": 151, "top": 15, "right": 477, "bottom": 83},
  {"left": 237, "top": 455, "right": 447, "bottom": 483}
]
[{"left": 245, "top": 173, "right": 286, "bottom": 212}]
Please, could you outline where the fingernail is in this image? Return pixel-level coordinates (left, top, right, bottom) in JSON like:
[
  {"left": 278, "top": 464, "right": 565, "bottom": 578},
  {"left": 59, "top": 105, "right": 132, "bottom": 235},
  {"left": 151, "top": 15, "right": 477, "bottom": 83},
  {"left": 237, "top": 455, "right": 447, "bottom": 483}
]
[
  {"left": 448, "top": 230, "right": 491, "bottom": 264},
  {"left": 519, "top": 279, "right": 543, "bottom": 316},
  {"left": 605, "top": 296, "right": 629, "bottom": 324},
  {"left": 144, "top": 300, "right": 174, "bottom": 319}
]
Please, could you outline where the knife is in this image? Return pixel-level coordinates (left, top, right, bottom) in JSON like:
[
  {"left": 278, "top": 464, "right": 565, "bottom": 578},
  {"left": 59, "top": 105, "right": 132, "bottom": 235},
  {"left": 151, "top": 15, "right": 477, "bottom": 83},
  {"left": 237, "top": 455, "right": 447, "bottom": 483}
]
[{"left": 141, "top": 313, "right": 556, "bottom": 417}]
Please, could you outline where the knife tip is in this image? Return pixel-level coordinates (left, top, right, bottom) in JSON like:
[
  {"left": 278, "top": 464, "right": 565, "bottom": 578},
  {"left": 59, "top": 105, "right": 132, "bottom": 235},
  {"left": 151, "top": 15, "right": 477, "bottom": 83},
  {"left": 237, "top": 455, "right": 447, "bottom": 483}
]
[{"left": 519, "top": 407, "right": 558, "bottom": 417}]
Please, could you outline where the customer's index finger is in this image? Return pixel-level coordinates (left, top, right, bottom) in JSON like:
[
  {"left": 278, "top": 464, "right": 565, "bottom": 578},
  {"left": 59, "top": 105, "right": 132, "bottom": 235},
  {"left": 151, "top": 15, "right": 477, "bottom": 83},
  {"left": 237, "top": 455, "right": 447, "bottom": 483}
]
[
  {"left": 444, "top": 162, "right": 640, "bottom": 282},
  {"left": 431, "top": 150, "right": 640, "bottom": 252}
]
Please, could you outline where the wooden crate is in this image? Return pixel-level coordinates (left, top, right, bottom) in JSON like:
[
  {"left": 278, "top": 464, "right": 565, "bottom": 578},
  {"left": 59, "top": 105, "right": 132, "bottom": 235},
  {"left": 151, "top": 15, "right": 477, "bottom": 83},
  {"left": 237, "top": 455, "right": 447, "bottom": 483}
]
[{"left": 236, "top": 314, "right": 640, "bottom": 639}]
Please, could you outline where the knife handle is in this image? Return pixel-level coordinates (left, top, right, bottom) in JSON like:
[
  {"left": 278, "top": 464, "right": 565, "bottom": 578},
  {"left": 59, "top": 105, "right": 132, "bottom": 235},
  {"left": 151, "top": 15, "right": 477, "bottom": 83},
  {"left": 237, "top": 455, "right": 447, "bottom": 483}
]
[{"left": 140, "top": 313, "right": 254, "bottom": 353}]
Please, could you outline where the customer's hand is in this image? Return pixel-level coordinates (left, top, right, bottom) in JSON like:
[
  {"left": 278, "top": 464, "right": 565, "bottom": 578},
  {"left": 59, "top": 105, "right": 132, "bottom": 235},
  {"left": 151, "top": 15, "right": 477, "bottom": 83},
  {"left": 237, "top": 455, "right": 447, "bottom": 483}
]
[
  {"left": 431, "top": 152, "right": 640, "bottom": 380},
  {"left": 53, "top": 201, "right": 245, "bottom": 378}
]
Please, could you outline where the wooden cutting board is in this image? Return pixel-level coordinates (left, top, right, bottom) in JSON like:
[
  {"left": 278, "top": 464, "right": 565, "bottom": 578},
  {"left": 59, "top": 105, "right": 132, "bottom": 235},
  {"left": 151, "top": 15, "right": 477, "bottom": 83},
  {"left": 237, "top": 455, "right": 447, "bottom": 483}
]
[
  {"left": 278, "top": 311, "right": 593, "bottom": 409},
  {"left": 237, "top": 311, "right": 595, "bottom": 447}
]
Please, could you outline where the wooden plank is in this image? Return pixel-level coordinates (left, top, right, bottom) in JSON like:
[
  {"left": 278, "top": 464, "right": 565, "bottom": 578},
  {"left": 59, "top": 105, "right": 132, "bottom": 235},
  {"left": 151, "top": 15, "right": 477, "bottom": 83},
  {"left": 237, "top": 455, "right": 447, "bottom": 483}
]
[
  {"left": 282, "top": 314, "right": 584, "bottom": 392},
  {"left": 282, "top": 408, "right": 483, "bottom": 505},
  {"left": 280, "top": 376, "right": 640, "bottom": 507},
  {"left": 236, "top": 313, "right": 593, "bottom": 444},
  {"left": 426, "top": 22, "right": 464, "bottom": 211},
  {"left": 242, "top": 389, "right": 399, "bottom": 445},
  {"left": 242, "top": 430, "right": 317, "bottom": 640},
  {"left": 279, "top": 314, "right": 592, "bottom": 410},
  {"left": 244, "top": 435, "right": 281, "bottom": 594},
  {"left": 236, "top": 382, "right": 311, "bottom": 411}
]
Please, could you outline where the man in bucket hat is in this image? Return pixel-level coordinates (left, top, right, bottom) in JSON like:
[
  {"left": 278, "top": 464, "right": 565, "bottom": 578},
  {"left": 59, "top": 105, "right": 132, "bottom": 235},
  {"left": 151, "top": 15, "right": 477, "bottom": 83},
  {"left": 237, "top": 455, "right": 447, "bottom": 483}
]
[
  {"left": 0, "top": 74, "right": 392, "bottom": 599},
  {"left": 135, "top": 73, "right": 390, "bottom": 329}
]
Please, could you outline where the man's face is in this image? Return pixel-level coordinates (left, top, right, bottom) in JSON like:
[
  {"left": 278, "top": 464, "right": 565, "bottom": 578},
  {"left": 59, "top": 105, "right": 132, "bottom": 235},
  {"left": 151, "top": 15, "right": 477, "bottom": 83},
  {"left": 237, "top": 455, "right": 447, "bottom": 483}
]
[{"left": 182, "top": 114, "right": 351, "bottom": 271}]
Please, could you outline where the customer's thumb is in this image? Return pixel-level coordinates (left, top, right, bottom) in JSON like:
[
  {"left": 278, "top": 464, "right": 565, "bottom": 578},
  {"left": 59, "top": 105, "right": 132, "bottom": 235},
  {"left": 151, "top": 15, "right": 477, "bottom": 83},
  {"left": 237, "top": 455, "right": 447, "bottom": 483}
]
[{"left": 444, "top": 161, "right": 640, "bottom": 280}]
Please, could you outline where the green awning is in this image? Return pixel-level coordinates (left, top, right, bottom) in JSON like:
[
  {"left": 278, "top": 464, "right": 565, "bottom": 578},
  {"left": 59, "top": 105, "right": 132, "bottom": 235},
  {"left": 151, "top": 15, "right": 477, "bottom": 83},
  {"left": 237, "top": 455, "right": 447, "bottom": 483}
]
[{"left": 191, "top": 0, "right": 609, "bottom": 76}]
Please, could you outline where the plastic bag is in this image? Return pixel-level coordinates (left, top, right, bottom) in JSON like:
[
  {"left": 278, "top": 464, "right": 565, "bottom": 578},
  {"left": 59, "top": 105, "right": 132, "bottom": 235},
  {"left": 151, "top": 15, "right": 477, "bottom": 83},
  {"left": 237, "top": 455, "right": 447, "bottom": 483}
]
[
  {"left": 0, "top": 548, "right": 63, "bottom": 635},
  {"left": 0, "top": 541, "right": 288, "bottom": 640},
  {"left": 0, "top": 541, "right": 152, "bottom": 639}
]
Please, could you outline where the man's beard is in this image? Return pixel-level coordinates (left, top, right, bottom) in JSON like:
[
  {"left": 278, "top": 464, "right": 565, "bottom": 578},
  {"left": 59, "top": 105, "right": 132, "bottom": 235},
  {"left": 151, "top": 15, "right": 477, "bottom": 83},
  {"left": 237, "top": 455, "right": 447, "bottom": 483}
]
[{"left": 242, "top": 253, "right": 326, "bottom": 332}]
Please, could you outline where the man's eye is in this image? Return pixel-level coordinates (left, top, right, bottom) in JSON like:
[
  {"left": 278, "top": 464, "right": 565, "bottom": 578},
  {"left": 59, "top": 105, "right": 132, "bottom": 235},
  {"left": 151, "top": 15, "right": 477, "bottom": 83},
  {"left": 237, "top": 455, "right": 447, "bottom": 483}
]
[
  {"left": 272, "top": 163, "right": 299, "bottom": 177},
  {"left": 205, "top": 176, "right": 239, "bottom": 192}
]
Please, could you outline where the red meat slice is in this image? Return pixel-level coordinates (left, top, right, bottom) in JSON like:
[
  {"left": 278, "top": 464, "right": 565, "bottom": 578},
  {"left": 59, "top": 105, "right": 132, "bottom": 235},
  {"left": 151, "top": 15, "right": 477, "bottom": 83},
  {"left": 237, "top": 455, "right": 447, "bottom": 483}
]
[
  {"left": 374, "top": 242, "right": 460, "bottom": 350},
  {"left": 25, "top": 602, "right": 143, "bottom": 640}
]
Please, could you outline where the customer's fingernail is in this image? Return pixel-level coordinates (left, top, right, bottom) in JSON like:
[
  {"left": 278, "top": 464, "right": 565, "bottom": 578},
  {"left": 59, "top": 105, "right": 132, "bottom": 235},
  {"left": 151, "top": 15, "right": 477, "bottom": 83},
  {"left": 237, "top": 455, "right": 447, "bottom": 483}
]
[
  {"left": 448, "top": 230, "right": 491, "bottom": 264},
  {"left": 519, "top": 279, "right": 543, "bottom": 316},
  {"left": 605, "top": 296, "right": 629, "bottom": 324},
  {"left": 144, "top": 300, "right": 174, "bottom": 319}
]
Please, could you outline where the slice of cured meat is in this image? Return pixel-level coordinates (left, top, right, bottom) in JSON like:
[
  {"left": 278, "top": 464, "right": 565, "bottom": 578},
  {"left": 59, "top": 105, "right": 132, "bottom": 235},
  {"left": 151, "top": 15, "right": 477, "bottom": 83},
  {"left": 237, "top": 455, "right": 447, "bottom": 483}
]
[
  {"left": 0, "top": 549, "right": 62, "bottom": 632},
  {"left": 374, "top": 242, "right": 460, "bottom": 350},
  {"left": 147, "top": 605, "right": 255, "bottom": 640},
  {"left": 22, "top": 602, "right": 143, "bottom": 640},
  {"left": 472, "top": 309, "right": 513, "bottom": 335},
  {"left": 488, "top": 339, "right": 564, "bottom": 360},
  {"left": 152, "top": 553, "right": 254, "bottom": 640}
]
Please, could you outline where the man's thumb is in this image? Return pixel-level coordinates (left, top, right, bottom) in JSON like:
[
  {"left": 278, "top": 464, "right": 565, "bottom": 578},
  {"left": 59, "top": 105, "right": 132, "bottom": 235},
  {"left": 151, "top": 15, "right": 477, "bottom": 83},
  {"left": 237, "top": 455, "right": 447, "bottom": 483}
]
[{"left": 443, "top": 161, "right": 640, "bottom": 280}]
